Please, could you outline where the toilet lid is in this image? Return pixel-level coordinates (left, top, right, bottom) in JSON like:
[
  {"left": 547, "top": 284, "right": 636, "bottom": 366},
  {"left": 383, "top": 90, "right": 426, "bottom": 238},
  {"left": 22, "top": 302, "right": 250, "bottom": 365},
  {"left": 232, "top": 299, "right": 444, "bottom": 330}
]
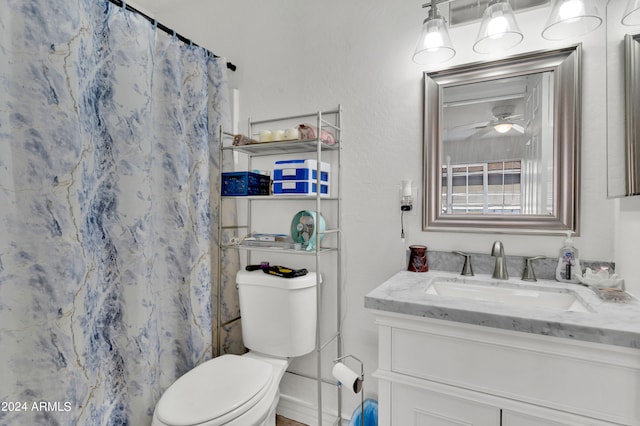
[{"left": 156, "top": 354, "right": 273, "bottom": 426}]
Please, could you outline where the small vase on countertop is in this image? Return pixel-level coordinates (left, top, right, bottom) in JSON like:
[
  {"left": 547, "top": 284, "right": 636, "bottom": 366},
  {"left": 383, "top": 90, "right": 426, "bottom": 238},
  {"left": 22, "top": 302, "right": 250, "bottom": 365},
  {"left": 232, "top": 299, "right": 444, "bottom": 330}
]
[{"left": 408, "top": 245, "right": 429, "bottom": 272}]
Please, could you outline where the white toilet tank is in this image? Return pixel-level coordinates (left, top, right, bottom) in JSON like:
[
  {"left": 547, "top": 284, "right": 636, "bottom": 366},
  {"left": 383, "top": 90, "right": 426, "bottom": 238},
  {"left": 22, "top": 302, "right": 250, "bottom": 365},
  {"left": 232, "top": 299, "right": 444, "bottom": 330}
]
[{"left": 236, "top": 270, "right": 321, "bottom": 358}]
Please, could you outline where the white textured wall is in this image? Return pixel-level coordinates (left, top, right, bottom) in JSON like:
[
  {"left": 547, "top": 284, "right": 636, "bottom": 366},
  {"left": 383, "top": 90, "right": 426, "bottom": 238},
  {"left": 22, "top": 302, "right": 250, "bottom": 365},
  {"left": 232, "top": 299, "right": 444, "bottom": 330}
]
[{"left": 130, "top": 0, "right": 640, "bottom": 421}]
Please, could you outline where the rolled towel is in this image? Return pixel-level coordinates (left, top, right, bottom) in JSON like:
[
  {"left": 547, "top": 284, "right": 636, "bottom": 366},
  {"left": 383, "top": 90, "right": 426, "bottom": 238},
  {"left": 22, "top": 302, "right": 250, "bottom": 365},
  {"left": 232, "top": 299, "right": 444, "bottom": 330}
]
[
  {"left": 298, "top": 124, "right": 336, "bottom": 145},
  {"left": 233, "top": 134, "right": 259, "bottom": 146}
]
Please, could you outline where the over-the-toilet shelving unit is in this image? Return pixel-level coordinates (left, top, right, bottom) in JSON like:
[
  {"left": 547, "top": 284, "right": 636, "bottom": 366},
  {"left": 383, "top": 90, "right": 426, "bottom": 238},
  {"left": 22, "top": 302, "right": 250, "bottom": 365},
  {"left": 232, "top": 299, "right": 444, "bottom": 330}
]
[{"left": 218, "top": 106, "right": 343, "bottom": 426}]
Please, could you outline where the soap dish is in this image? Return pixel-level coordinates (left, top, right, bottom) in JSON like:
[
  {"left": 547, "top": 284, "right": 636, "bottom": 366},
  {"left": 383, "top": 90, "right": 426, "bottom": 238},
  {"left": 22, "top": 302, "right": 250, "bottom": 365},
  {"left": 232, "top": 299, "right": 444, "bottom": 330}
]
[
  {"left": 576, "top": 267, "right": 624, "bottom": 289},
  {"left": 593, "top": 288, "right": 633, "bottom": 303}
]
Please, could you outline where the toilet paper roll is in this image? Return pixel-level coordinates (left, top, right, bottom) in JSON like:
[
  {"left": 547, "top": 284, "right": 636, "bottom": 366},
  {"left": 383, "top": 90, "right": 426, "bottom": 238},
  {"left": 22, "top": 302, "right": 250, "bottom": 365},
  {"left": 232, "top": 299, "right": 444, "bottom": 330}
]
[{"left": 332, "top": 362, "right": 362, "bottom": 394}]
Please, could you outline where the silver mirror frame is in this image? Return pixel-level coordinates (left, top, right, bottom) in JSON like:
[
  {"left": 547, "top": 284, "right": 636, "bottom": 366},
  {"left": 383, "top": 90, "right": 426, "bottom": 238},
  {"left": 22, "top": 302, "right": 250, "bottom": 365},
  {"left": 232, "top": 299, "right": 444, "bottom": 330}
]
[
  {"left": 423, "top": 45, "right": 581, "bottom": 235},
  {"left": 625, "top": 33, "right": 640, "bottom": 196}
]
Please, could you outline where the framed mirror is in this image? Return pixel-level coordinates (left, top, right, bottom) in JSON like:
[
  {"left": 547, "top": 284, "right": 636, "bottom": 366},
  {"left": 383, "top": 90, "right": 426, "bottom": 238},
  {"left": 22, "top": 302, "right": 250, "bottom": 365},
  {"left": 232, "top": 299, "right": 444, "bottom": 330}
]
[
  {"left": 606, "top": 0, "right": 640, "bottom": 198},
  {"left": 423, "top": 45, "right": 581, "bottom": 235},
  {"left": 624, "top": 32, "right": 640, "bottom": 195}
]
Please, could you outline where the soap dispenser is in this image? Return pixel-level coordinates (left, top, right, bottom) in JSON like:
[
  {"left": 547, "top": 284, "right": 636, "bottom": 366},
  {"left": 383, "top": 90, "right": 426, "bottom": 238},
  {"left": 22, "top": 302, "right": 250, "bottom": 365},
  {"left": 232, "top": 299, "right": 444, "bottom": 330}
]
[{"left": 555, "top": 231, "right": 581, "bottom": 284}]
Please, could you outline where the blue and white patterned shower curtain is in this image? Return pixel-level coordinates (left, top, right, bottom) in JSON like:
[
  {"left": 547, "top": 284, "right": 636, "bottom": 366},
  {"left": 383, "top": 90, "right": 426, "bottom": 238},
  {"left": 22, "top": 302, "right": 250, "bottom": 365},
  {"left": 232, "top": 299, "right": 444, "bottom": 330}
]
[{"left": 0, "top": 1, "right": 231, "bottom": 424}]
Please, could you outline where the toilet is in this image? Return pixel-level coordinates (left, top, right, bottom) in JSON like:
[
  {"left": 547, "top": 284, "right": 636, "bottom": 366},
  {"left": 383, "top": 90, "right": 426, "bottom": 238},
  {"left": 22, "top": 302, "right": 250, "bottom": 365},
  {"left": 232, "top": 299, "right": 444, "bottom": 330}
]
[{"left": 152, "top": 270, "right": 320, "bottom": 426}]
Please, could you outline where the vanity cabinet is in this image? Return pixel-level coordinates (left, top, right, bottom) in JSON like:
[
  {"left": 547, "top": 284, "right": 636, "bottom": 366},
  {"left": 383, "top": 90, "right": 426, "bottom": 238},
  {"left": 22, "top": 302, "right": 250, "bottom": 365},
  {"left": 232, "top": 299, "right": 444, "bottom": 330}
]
[{"left": 372, "top": 312, "right": 640, "bottom": 426}]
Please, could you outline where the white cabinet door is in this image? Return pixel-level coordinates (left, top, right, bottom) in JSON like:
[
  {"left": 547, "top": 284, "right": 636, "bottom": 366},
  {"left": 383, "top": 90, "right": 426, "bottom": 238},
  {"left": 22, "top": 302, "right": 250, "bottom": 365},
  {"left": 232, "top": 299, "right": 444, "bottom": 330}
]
[
  {"left": 502, "top": 410, "right": 618, "bottom": 426},
  {"left": 502, "top": 411, "right": 574, "bottom": 426},
  {"left": 393, "top": 383, "right": 499, "bottom": 426}
]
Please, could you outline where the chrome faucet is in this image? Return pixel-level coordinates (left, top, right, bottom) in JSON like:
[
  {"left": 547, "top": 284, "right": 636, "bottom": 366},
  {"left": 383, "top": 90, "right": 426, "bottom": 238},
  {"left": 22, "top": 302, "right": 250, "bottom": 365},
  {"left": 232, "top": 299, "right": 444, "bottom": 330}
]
[
  {"left": 491, "top": 240, "right": 508, "bottom": 280},
  {"left": 453, "top": 251, "right": 474, "bottom": 276},
  {"left": 522, "top": 256, "right": 545, "bottom": 282}
]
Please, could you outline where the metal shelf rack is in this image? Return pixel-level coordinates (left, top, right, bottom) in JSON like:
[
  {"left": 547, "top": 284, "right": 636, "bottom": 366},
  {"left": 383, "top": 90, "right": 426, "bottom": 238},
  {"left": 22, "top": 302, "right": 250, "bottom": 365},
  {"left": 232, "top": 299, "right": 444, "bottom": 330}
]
[{"left": 217, "top": 106, "right": 343, "bottom": 426}]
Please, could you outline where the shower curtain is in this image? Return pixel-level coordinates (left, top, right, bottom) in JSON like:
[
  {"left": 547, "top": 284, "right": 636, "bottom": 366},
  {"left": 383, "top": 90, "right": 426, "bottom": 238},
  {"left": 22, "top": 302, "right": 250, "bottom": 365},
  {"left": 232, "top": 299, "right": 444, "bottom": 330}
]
[{"left": 0, "top": 1, "right": 233, "bottom": 424}]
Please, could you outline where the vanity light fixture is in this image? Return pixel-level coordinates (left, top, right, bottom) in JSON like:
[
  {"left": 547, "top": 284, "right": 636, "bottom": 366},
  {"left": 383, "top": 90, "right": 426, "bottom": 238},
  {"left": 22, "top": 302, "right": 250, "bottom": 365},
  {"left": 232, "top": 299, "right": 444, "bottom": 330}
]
[
  {"left": 541, "top": 0, "right": 603, "bottom": 40},
  {"left": 473, "top": 0, "right": 523, "bottom": 54},
  {"left": 622, "top": 0, "right": 640, "bottom": 26},
  {"left": 412, "top": 0, "right": 608, "bottom": 65},
  {"left": 413, "top": 0, "right": 456, "bottom": 64}
]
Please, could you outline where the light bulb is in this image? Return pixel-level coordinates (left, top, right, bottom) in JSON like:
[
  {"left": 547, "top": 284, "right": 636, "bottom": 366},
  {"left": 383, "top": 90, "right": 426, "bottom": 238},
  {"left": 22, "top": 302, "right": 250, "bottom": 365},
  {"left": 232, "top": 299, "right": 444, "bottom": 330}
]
[
  {"left": 558, "top": 0, "right": 584, "bottom": 21},
  {"left": 488, "top": 16, "right": 509, "bottom": 38},
  {"left": 424, "top": 30, "right": 444, "bottom": 49}
]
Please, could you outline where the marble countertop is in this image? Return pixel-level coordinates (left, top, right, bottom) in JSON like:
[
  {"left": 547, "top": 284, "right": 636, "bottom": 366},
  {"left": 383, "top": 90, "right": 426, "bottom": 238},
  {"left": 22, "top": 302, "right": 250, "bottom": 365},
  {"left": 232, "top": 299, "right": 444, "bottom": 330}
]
[{"left": 365, "top": 270, "right": 640, "bottom": 349}]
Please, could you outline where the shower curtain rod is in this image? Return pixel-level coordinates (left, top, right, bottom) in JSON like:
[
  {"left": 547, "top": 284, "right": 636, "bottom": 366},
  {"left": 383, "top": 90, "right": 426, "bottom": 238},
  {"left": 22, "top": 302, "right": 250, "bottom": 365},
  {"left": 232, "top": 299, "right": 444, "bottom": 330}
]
[{"left": 107, "top": 0, "right": 237, "bottom": 72}]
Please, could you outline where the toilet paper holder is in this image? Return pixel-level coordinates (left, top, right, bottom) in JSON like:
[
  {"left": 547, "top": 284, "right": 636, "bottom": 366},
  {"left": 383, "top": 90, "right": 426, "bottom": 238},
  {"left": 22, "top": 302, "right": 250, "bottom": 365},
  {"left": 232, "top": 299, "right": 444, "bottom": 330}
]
[{"left": 333, "top": 354, "right": 364, "bottom": 426}]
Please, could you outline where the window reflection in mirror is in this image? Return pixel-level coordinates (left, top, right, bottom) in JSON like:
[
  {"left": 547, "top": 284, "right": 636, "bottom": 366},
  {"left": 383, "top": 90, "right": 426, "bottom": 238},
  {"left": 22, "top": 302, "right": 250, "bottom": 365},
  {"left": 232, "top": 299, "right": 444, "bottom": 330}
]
[{"left": 441, "top": 73, "right": 554, "bottom": 216}]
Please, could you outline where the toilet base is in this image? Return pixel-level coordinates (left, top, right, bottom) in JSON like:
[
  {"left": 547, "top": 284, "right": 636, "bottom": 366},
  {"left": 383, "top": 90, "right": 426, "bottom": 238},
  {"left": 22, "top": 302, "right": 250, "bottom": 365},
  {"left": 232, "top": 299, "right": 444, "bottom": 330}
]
[
  {"left": 226, "top": 353, "right": 287, "bottom": 426},
  {"left": 263, "top": 390, "right": 280, "bottom": 426}
]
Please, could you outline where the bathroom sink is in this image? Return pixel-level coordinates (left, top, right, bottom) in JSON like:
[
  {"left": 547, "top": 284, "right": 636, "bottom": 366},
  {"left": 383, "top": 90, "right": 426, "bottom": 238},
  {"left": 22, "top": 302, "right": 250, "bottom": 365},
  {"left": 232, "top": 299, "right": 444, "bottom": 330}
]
[{"left": 425, "top": 279, "right": 591, "bottom": 313}]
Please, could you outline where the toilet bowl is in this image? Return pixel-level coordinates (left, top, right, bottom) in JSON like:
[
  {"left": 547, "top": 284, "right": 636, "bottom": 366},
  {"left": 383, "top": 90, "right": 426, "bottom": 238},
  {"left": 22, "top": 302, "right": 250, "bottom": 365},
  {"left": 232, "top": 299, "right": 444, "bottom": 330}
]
[{"left": 152, "top": 270, "right": 320, "bottom": 426}]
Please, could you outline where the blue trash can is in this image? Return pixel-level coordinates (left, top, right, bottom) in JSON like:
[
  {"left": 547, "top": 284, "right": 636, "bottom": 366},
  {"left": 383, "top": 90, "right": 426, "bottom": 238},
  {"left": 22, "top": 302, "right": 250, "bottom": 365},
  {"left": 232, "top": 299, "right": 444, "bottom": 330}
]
[{"left": 348, "top": 398, "right": 378, "bottom": 426}]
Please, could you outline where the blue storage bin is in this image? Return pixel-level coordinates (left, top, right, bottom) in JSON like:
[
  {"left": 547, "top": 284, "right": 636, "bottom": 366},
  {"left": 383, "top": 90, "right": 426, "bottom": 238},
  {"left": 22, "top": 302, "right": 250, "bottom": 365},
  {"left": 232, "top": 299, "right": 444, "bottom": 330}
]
[
  {"left": 222, "top": 172, "right": 270, "bottom": 196},
  {"left": 273, "top": 181, "right": 329, "bottom": 196}
]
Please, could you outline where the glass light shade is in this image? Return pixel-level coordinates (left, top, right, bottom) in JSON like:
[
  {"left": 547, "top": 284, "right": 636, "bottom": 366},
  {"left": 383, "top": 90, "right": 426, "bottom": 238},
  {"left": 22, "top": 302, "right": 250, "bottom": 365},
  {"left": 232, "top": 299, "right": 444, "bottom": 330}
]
[
  {"left": 413, "top": 12, "right": 456, "bottom": 65},
  {"left": 473, "top": 0, "right": 523, "bottom": 54},
  {"left": 622, "top": 0, "right": 640, "bottom": 26},
  {"left": 494, "top": 122, "right": 513, "bottom": 133},
  {"left": 542, "top": 0, "right": 603, "bottom": 40}
]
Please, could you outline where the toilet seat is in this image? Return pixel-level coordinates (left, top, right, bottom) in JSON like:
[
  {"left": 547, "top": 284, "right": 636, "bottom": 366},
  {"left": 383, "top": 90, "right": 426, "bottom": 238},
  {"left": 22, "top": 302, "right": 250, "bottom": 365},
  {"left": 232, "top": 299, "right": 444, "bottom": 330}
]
[{"left": 155, "top": 355, "right": 273, "bottom": 426}]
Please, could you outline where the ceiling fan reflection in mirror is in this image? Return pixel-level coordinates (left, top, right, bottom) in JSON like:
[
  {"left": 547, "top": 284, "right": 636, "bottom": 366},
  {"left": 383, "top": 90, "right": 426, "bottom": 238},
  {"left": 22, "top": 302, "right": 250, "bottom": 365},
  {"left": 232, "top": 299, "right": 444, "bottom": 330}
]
[{"left": 467, "top": 105, "right": 524, "bottom": 138}]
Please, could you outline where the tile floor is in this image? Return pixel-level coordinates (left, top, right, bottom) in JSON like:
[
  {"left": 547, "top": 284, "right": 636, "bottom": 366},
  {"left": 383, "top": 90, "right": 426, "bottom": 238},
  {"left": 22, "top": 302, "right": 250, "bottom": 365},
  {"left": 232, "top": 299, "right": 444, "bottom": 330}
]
[{"left": 275, "top": 414, "right": 308, "bottom": 426}]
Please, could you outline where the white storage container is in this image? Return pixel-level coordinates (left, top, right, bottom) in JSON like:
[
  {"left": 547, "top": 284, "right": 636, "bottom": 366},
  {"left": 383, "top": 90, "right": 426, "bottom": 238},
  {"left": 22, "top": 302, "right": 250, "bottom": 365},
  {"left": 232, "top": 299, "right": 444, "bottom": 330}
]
[{"left": 273, "top": 159, "right": 331, "bottom": 196}]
